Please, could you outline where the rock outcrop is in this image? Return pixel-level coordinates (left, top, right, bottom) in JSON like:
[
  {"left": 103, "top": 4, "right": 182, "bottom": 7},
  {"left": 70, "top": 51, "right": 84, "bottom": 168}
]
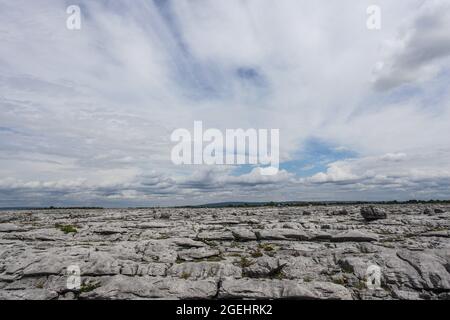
[{"left": 0, "top": 204, "right": 449, "bottom": 300}]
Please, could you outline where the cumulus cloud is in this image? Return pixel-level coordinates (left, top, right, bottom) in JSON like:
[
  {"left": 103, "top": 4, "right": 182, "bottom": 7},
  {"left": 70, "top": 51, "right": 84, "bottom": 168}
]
[{"left": 305, "top": 151, "right": 450, "bottom": 199}]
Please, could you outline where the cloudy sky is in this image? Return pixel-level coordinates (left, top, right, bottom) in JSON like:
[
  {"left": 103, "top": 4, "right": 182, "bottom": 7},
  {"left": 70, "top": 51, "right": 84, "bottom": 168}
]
[{"left": 1, "top": 0, "right": 450, "bottom": 207}]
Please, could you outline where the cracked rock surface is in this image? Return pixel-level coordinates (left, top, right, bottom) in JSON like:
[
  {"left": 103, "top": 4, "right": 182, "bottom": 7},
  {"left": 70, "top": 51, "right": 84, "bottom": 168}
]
[{"left": 0, "top": 205, "right": 449, "bottom": 300}]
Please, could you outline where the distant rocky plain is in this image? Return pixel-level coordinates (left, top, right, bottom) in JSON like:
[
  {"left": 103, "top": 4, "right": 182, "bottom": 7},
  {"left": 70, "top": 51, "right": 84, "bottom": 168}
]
[{"left": 0, "top": 205, "right": 449, "bottom": 300}]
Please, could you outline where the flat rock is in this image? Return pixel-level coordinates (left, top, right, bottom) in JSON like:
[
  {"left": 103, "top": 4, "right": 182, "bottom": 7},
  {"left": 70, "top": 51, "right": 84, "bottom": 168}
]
[
  {"left": 177, "top": 248, "right": 221, "bottom": 261},
  {"left": 196, "top": 231, "right": 234, "bottom": 241},
  {"left": 136, "top": 241, "right": 178, "bottom": 263},
  {"left": 135, "top": 222, "right": 172, "bottom": 229},
  {"left": 93, "top": 228, "right": 126, "bottom": 235},
  {"left": 255, "top": 229, "right": 309, "bottom": 241},
  {"left": 332, "top": 230, "right": 379, "bottom": 242},
  {"left": 243, "top": 257, "right": 286, "bottom": 278},
  {"left": 219, "top": 279, "right": 352, "bottom": 300},
  {"left": 0, "top": 224, "right": 29, "bottom": 233},
  {"left": 231, "top": 229, "right": 257, "bottom": 241},
  {"left": 396, "top": 251, "right": 450, "bottom": 290},
  {"left": 0, "top": 289, "right": 58, "bottom": 300},
  {"left": 171, "top": 238, "right": 205, "bottom": 248},
  {"left": 420, "top": 230, "right": 449, "bottom": 238},
  {"left": 81, "top": 275, "right": 217, "bottom": 299},
  {"left": 167, "top": 262, "right": 241, "bottom": 280}
]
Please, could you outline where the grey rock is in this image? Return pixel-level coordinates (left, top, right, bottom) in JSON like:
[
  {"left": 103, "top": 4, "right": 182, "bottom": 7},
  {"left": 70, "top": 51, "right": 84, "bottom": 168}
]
[
  {"left": 255, "top": 229, "right": 309, "bottom": 241},
  {"left": 59, "top": 292, "right": 76, "bottom": 300},
  {"left": 420, "top": 230, "right": 449, "bottom": 238},
  {"left": 82, "top": 252, "right": 121, "bottom": 276},
  {"left": 381, "top": 251, "right": 424, "bottom": 290},
  {"left": 393, "top": 289, "right": 421, "bottom": 300},
  {"left": 177, "top": 248, "right": 221, "bottom": 261},
  {"left": 231, "top": 229, "right": 257, "bottom": 241},
  {"left": 243, "top": 257, "right": 287, "bottom": 278},
  {"left": 396, "top": 251, "right": 450, "bottom": 290},
  {"left": 310, "top": 232, "right": 333, "bottom": 241},
  {"left": 255, "top": 230, "right": 287, "bottom": 240},
  {"left": 334, "top": 209, "right": 349, "bottom": 216},
  {"left": 337, "top": 257, "right": 374, "bottom": 279},
  {"left": 360, "top": 206, "right": 387, "bottom": 221},
  {"left": 219, "top": 279, "right": 352, "bottom": 300},
  {"left": 332, "top": 230, "right": 379, "bottom": 242},
  {"left": 167, "top": 262, "right": 241, "bottom": 279},
  {"left": 280, "top": 230, "right": 310, "bottom": 241},
  {"left": 0, "top": 224, "right": 29, "bottom": 233},
  {"left": 171, "top": 238, "right": 205, "bottom": 248},
  {"left": 196, "top": 231, "right": 234, "bottom": 241},
  {"left": 93, "top": 228, "right": 125, "bottom": 235},
  {"left": 135, "top": 222, "right": 172, "bottom": 229},
  {"left": 160, "top": 212, "right": 171, "bottom": 219},
  {"left": 136, "top": 241, "right": 178, "bottom": 263},
  {"left": 0, "top": 289, "right": 58, "bottom": 300},
  {"left": 0, "top": 205, "right": 448, "bottom": 300},
  {"left": 80, "top": 275, "right": 217, "bottom": 299}
]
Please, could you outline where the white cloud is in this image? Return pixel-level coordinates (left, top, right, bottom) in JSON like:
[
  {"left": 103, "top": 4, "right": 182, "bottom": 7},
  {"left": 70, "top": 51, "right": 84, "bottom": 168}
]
[
  {"left": 373, "top": 0, "right": 450, "bottom": 91},
  {"left": 0, "top": 0, "right": 449, "bottom": 206}
]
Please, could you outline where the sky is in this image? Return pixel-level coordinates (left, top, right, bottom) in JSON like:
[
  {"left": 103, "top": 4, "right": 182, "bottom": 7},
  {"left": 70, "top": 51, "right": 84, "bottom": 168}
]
[{"left": 0, "top": 0, "right": 450, "bottom": 207}]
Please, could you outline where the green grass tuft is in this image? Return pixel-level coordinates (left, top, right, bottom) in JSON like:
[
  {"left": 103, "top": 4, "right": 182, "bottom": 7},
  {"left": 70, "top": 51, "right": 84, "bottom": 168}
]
[
  {"left": 236, "top": 256, "right": 255, "bottom": 268},
  {"left": 55, "top": 224, "right": 78, "bottom": 234},
  {"left": 250, "top": 249, "right": 263, "bottom": 258},
  {"left": 80, "top": 281, "right": 101, "bottom": 293},
  {"left": 258, "top": 243, "right": 275, "bottom": 252}
]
